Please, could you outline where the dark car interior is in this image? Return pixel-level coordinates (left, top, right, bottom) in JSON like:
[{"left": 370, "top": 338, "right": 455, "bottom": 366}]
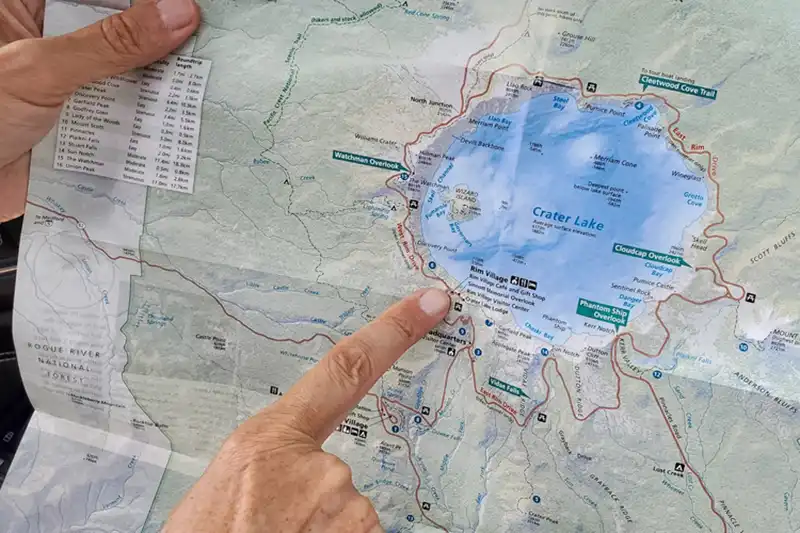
[{"left": 0, "top": 217, "right": 34, "bottom": 488}]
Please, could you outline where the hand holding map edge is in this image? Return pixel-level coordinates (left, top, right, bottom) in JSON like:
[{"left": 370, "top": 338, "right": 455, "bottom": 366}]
[
  {"left": 163, "top": 288, "right": 451, "bottom": 533},
  {"left": 0, "top": 0, "right": 200, "bottom": 221}
]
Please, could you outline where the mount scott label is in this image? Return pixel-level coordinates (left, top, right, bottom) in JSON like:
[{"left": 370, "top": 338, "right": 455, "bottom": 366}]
[
  {"left": 612, "top": 243, "right": 691, "bottom": 267},
  {"left": 488, "top": 377, "right": 530, "bottom": 398},
  {"left": 332, "top": 150, "right": 408, "bottom": 172},
  {"left": 639, "top": 75, "right": 717, "bottom": 100},
  {"left": 576, "top": 298, "right": 629, "bottom": 330}
]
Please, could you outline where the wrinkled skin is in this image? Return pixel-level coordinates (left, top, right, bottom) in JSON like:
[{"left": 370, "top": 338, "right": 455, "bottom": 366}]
[{"left": 162, "top": 289, "right": 451, "bottom": 533}]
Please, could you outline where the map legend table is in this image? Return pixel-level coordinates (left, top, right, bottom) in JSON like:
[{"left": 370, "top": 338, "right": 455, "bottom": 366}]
[{"left": 54, "top": 55, "right": 211, "bottom": 193}]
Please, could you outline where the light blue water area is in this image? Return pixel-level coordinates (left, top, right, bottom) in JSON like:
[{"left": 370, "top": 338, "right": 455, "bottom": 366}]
[{"left": 421, "top": 93, "right": 707, "bottom": 343}]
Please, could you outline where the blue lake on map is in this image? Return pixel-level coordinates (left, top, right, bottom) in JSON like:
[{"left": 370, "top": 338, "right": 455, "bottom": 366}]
[{"left": 421, "top": 92, "right": 707, "bottom": 343}]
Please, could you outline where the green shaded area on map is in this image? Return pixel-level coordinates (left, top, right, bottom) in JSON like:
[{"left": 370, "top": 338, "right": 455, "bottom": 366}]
[
  {"left": 332, "top": 150, "right": 408, "bottom": 172},
  {"left": 612, "top": 243, "right": 691, "bottom": 267},
  {"left": 488, "top": 377, "right": 530, "bottom": 398},
  {"left": 639, "top": 75, "right": 717, "bottom": 100},
  {"left": 576, "top": 298, "right": 629, "bottom": 330}
]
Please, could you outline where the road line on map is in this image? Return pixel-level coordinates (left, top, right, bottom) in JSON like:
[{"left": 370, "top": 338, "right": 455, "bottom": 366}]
[
  {"left": 369, "top": 392, "right": 451, "bottom": 531},
  {"left": 394, "top": 63, "right": 742, "bottom": 299},
  {"left": 26, "top": 201, "right": 338, "bottom": 349},
  {"left": 386, "top": 46, "right": 735, "bottom": 529},
  {"left": 612, "top": 338, "right": 728, "bottom": 532},
  {"left": 28, "top": 27, "right": 737, "bottom": 530},
  {"left": 28, "top": 191, "right": 727, "bottom": 532},
  {"left": 624, "top": 293, "right": 731, "bottom": 359}
]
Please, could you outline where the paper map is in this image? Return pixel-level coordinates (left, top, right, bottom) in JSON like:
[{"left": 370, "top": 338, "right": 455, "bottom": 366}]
[{"left": 3, "top": 0, "right": 800, "bottom": 531}]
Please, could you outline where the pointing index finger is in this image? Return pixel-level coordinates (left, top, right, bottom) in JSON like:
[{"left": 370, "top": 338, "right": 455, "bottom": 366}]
[{"left": 279, "top": 288, "right": 451, "bottom": 444}]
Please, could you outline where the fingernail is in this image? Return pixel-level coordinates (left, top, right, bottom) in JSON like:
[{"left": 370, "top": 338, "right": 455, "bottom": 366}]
[
  {"left": 157, "top": 0, "right": 197, "bottom": 31},
  {"left": 418, "top": 289, "right": 450, "bottom": 317}
]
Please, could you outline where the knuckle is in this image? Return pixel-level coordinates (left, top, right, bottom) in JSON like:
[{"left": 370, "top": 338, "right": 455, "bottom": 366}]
[
  {"left": 100, "top": 14, "right": 147, "bottom": 57},
  {"left": 0, "top": 40, "right": 49, "bottom": 95},
  {"left": 218, "top": 428, "right": 256, "bottom": 465},
  {"left": 320, "top": 455, "right": 353, "bottom": 485},
  {"left": 220, "top": 414, "right": 277, "bottom": 458},
  {"left": 219, "top": 414, "right": 304, "bottom": 466},
  {"left": 325, "top": 340, "right": 375, "bottom": 389},
  {"left": 384, "top": 314, "right": 417, "bottom": 343}
]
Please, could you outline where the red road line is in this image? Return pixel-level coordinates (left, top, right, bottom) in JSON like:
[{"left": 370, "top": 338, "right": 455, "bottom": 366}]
[
  {"left": 613, "top": 337, "right": 729, "bottom": 531},
  {"left": 25, "top": 22, "right": 739, "bottom": 531},
  {"left": 625, "top": 292, "right": 732, "bottom": 360},
  {"left": 388, "top": 63, "right": 744, "bottom": 381},
  {"left": 27, "top": 201, "right": 337, "bottom": 349},
  {"left": 384, "top": 322, "right": 623, "bottom": 428},
  {"left": 379, "top": 343, "right": 463, "bottom": 428},
  {"left": 27, "top": 194, "right": 728, "bottom": 532},
  {"left": 393, "top": 61, "right": 742, "bottom": 299},
  {"left": 367, "top": 392, "right": 451, "bottom": 531},
  {"left": 549, "top": 342, "right": 623, "bottom": 422},
  {"left": 382, "top": 58, "right": 735, "bottom": 529}
]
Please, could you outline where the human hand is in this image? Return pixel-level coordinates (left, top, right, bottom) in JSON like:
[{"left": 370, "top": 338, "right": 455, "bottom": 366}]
[
  {"left": 163, "top": 288, "right": 452, "bottom": 533},
  {"left": 0, "top": 0, "right": 200, "bottom": 221}
]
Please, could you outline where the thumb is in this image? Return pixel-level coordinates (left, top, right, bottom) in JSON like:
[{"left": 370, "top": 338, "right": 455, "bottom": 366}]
[{"left": 8, "top": 0, "right": 199, "bottom": 104}]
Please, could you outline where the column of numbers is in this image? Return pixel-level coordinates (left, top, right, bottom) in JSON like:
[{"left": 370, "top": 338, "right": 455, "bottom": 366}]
[
  {"left": 54, "top": 102, "right": 73, "bottom": 168},
  {"left": 155, "top": 67, "right": 181, "bottom": 189},
  {"left": 172, "top": 68, "right": 200, "bottom": 192}
]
